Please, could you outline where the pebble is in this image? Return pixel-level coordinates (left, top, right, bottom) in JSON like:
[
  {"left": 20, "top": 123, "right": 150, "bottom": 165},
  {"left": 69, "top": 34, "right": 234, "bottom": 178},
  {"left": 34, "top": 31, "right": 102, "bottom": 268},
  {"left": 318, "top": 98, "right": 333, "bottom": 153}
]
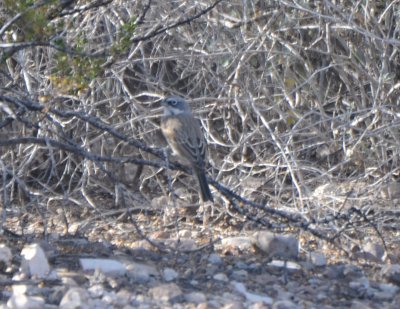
[
  {"left": 163, "top": 267, "right": 178, "bottom": 281},
  {"left": 208, "top": 253, "right": 223, "bottom": 265},
  {"left": 309, "top": 252, "right": 327, "bottom": 267},
  {"left": 250, "top": 302, "right": 270, "bottom": 309},
  {"left": 0, "top": 244, "right": 12, "bottom": 266},
  {"left": 59, "top": 287, "right": 90, "bottom": 309},
  {"left": 350, "top": 300, "right": 375, "bottom": 309},
  {"left": 362, "top": 242, "right": 385, "bottom": 262},
  {"left": 88, "top": 284, "right": 105, "bottom": 298},
  {"left": 80, "top": 258, "right": 126, "bottom": 275},
  {"left": 125, "top": 262, "right": 158, "bottom": 283},
  {"left": 253, "top": 231, "right": 299, "bottom": 260},
  {"left": 234, "top": 261, "right": 249, "bottom": 269},
  {"left": 7, "top": 295, "right": 45, "bottom": 309},
  {"left": 231, "top": 269, "right": 248, "bottom": 281},
  {"left": 20, "top": 244, "right": 50, "bottom": 278},
  {"left": 221, "top": 236, "right": 254, "bottom": 251},
  {"left": 165, "top": 238, "right": 198, "bottom": 251},
  {"left": 231, "top": 281, "right": 273, "bottom": 305},
  {"left": 178, "top": 229, "right": 198, "bottom": 238},
  {"left": 184, "top": 292, "right": 207, "bottom": 303},
  {"left": 222, "top": 302, "right": 244, "bottom": 309},
  {"left": 214, "top": 273, "right": 229, "bottom": 282},
  {"left": 149, "top": 283, "right": 183, "bottom": 303},
  {"left": 272, "top": 300, "right": 298, "bottom": 309}
]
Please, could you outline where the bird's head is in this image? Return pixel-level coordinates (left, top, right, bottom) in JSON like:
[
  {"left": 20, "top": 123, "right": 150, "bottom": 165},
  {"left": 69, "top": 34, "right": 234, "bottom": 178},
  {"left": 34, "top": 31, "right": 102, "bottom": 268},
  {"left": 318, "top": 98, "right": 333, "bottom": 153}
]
[{"left": 161, "top": 96, "right": 192, "bottom": 116}]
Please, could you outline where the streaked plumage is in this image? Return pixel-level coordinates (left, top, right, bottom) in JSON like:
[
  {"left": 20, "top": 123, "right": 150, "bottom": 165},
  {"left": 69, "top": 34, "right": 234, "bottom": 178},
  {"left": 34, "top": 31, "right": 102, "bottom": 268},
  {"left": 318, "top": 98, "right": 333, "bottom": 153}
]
[{"left": 161, "top": 96, "right": 213, "bottom": 202}]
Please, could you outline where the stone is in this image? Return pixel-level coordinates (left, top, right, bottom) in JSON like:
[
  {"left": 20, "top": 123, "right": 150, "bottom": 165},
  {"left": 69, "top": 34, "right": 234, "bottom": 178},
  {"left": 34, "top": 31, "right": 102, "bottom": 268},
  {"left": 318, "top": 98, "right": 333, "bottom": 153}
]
[
  {"left": 362, "top": 242, "right": 385, "bottom": 262},
  {"left": 184, "top": 292, "right": 207, "bottom": 304},
  {"left": 272, "top": 300, "right": 298, "bottom": 309},
  {"left": 208, "top": 253, "right": 223, "bottom": 265},
  {"left": 163, "top": 268, "right": 178, "bottom": 281},
  {"left": 20, "top": 244, "right": 50, "bottom": 278},
  {"left": 214, "top": 273, "right": 229, "bottom": 282},
  {"left": 125, "top": 262, "right": 158, "bottom": 283},
  {"left": 222, "top": 302, "right": 244, "bottom": 309},
  {"left": 253, "top": 231, "right": 299, "bottom": 260},
  {"left": 231, "top": 281, "right": 273, "bottom": 305},
  {"left": 231, "top": 269, "right": 248, "bottom": 281},
  {"left": 164, "top": 238, "right": 198, "bottom": 251},
  {"left": 149, "top": 283, "right": 183, "bottom": 303},
  {"left": 0, "top": 244, "right": 12, "bottom": 266},
  {"left": 80, "top": 258, "right": 126, "bottom": 275},
  {"left": 7, "top": 295, "right": 45, "bottom": 309},
  {"left": 88, "top": 284, "right": 105, "bottom": 298},
  {"left": 309, "top": 252, "right": 327, "bottom": 267},
  {"left": 221, "top": 237, "right": 254, "bottom": 251},
  {"left": 59, "top": 288, "right": 90, "bottom": 309}
]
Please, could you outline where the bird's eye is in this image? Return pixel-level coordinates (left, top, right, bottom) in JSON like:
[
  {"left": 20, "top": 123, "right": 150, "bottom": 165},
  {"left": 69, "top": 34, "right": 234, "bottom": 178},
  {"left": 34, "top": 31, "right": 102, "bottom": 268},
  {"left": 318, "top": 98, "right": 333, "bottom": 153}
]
[{"left": 169, "top": 99, "right": 177, "bottom": 106}]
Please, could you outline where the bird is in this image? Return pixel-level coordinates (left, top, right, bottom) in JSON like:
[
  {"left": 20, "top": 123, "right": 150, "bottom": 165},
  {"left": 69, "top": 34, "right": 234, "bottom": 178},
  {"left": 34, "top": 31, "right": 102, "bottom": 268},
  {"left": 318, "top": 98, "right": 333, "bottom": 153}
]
[{"left": 160, "top": 96, "right": 213, "bottom": 202}]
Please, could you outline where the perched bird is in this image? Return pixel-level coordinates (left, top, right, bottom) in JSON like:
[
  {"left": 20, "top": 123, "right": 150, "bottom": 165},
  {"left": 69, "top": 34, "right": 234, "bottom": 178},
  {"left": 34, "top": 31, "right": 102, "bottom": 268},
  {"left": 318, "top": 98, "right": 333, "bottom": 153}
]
[{"left": 160, "top": 96, "right": 213, "bottom": 202}]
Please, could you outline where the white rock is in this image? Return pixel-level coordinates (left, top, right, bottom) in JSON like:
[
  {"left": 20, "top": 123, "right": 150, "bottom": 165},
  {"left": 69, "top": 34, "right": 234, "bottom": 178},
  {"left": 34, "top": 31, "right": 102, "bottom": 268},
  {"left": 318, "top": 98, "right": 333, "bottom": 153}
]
[
  {"left": 0, "top": 244, "right": 12, "bottom": 265},
  {"left": 272, "top": 300, "right": 298, "bottom": 309},
  {"left": 7, "top": 295, "right": 45, "bottom": 309},
  {"left": 309, "top": 252, "right": 327, "bottom": 266},
  {"left": 178, "top": 229, "right": 195, "bottom": 238},
  {"left": 67, "top": 222, "right": 80, "bottom": 235},
  {"left": 253, "top": 231, "right": 299, "bottom": 260},
  {"left": 213, "top": 273, "right": 229, "bottom": 282},
  {"left": 20, "top": 244, "right": 50, "bottom": 278},
  {"left": 362, "top": 242, "right": 385, "bottom": 262},
  {"left": 126, "top": 262, "right": 158, "bottom": 282},
  {"left": 11, "top": 284, "right": 28, "bottom": 296},
  {"left": 149, "top": 283, "right": 183, "bottom": 303},
  {"left": 231, "top": 281, "right": 273, "bottom": 305},
  {"left": 222, "top": 301, "right": 244, "bottom": 309},
  {"left": 88, "top": 284, "right": 105, "bottom": 298},
  {"left": 163, "top": 268, "right": 178, "bottom": 281},
  {"left": 184, "top": 292, "right": 207, "bottom": 303},
  {"left": 59, "top": 287, "right": 90, "bottom": 309},
  {"left": 267, "top": 260, "right": 302, "bottom": 270},
  {"left": 172, "top": 238, "right": 198, "bottom": 251},
  {"left": 221, "top": 237, "right": 254, "bottom": 251},
  {"left": 101, "top": 291, "right": 124, "bottom": 305},
  {"left": 190, "top": 279, "right": 199, "bottom": 285},
  {"left": 80, "top": 258, "right": 126, "bottom": 275},
  {"left": 114, "top": 289, "right": 131, "bottom": 307}
]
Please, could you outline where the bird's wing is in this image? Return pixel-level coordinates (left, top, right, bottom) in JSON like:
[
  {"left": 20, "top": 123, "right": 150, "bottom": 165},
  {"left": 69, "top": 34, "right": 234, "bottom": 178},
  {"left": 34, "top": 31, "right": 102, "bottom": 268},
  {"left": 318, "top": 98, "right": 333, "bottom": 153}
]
[{"left": 173, "top": 115, "right": 207, "bottom": 169}]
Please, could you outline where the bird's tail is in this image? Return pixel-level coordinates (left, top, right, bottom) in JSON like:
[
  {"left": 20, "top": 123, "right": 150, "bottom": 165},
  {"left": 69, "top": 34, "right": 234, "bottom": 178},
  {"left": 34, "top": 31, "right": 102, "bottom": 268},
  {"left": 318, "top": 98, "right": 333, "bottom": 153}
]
[{"left": 194, "top": 168, "right": 214, "bottom": 202}]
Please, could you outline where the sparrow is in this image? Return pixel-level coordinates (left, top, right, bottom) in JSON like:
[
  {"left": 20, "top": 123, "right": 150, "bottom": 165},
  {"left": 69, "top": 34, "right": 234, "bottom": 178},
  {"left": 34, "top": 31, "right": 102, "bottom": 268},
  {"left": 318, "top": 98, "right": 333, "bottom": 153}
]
[{"left": 160, "top": 96, "right": 213, "bottom": 202}]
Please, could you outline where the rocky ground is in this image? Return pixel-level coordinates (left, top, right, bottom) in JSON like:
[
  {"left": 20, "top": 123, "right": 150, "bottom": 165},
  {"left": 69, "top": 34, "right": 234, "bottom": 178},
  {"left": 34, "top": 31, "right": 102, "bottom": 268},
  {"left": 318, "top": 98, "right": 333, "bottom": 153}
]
[{"left": 0, "top": 203, "right": 399, "bottom": 309}]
